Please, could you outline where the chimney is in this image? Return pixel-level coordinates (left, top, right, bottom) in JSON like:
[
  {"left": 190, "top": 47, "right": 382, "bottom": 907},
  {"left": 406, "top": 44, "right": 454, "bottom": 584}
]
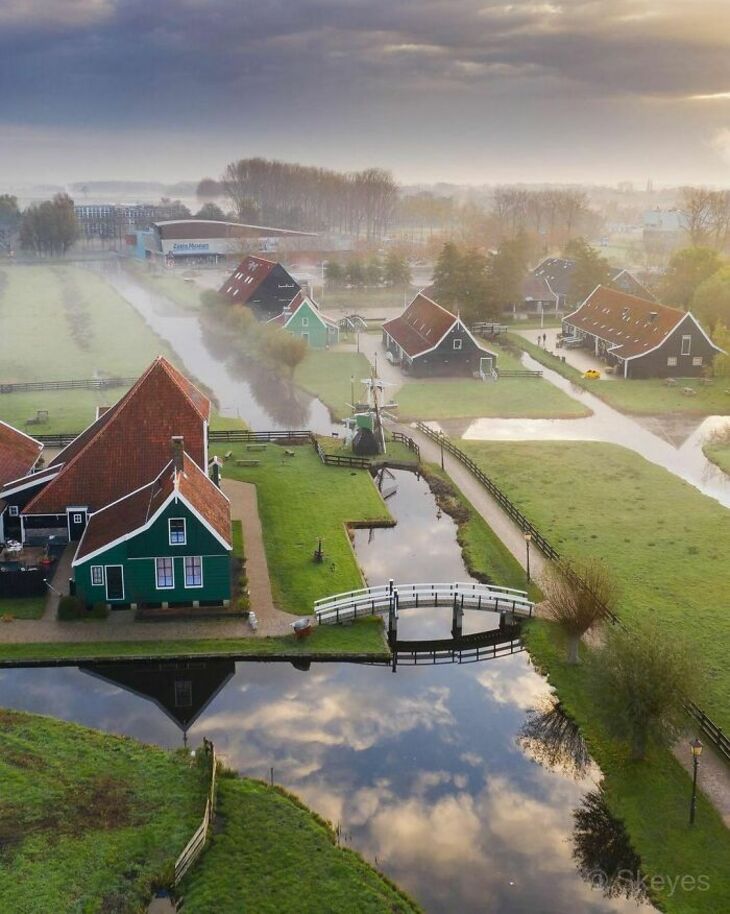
[
  {"left": 171, "top": 436, "right": 184, "bottom": 473},
  {"left": 210, "top": 456, "right": 223, "bottom": 488}
]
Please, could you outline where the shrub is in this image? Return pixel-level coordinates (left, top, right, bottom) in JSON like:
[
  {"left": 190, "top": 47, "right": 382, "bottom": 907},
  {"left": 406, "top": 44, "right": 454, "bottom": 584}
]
[
  {"left": 89, "top": 601, "right": 110, "bottom": 620},
  {"left": 57, "top": 595, "right": 86, "bottom": 620}
]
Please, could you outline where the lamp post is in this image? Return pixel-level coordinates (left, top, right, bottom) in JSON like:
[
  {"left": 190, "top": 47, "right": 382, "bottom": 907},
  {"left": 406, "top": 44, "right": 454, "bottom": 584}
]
[
  {"left": 439, "top": 433, "right": 444, "bottom": 471},
  {"left": 524, "top": 532, "right": 532, "bottom": 584},
  {"left": 689, "top": 738, "right": 703, "bottom": 825}
]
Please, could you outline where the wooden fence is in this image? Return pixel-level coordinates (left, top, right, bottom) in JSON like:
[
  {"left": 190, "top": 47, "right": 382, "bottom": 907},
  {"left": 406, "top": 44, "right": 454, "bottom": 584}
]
[
  {"left": 174, "top": 739, "right": 218, "bottom": 885},
  {"left": 496, "top": 369, "right": 543, "bottom": 379},
  {"left": 209, "top": 429, "right": 311, "bottom": 443},
  {"left": 415, "top": 421, "right": 729, "bottom": 764},
  {"left": 0, "top": 377, "right": 136, "bottom": 394}
]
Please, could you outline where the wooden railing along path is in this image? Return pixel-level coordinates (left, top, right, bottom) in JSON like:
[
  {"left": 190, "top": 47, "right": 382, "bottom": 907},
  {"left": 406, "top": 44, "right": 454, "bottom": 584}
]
[
  {"left": 174, "top": 739, "right": 218, "bottom": 885},
  {"left": 0, "top": 376, "right": 137, "bottom": 394}
]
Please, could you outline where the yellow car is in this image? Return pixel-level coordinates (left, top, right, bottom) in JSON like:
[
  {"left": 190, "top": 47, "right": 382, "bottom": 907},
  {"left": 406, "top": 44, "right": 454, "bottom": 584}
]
[{"left": 583, "top": 369, "right": 601, "bottom": 380}]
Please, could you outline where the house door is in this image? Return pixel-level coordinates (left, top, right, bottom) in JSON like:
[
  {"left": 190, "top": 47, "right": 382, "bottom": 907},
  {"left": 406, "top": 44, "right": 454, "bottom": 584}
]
[
  {"left": 105, "top": 565, "right": 125, "bottom": 601},
  {"left": 67, "top": 508, "right": 88, "bottom": 541},
  {"left": 480, "top": 356, "right": 494, "bottom": 375}
]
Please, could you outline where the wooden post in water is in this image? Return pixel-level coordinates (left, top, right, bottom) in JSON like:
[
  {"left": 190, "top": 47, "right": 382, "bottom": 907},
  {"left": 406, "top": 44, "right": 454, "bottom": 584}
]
[{"left": 452, "top": 593, "right": 463, "bottom": 639}]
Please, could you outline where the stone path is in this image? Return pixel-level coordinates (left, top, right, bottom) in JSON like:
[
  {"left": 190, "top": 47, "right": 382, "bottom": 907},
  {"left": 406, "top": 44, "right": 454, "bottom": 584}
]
[{"left": 0, "top": 479, "right": 298, "bottom": 645}]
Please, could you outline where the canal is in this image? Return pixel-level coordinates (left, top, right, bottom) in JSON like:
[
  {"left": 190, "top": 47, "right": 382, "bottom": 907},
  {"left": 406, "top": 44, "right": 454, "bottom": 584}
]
[{"left": 0, "top": 469, "right": 653, "bottom": 913}]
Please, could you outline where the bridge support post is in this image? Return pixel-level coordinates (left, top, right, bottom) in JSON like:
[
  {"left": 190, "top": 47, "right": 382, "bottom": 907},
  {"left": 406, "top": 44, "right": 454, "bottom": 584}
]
[
  {"left": 388, "top": 588, "right": 399, "bottom": 646},
  {"left": 452, "top": 594, "right": 464, "bottom": 639}
]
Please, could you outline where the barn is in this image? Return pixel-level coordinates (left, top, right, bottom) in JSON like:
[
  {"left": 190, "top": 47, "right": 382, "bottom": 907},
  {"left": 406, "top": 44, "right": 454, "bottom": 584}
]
[
  {"left": 219, "top": 256, "right": 302, "bottom": 319},
  {"left": 382, "top": 293, "right": 496, "bottom": 377},
  {"left": 562, "top": 286, "right": 723, "bottom": 379}
]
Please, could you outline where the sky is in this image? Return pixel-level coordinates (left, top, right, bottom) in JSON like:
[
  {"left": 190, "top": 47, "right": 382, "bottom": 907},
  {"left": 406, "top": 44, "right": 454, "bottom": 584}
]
[{"left": 2, "top": 0, "right": 730, "bottom": 188}]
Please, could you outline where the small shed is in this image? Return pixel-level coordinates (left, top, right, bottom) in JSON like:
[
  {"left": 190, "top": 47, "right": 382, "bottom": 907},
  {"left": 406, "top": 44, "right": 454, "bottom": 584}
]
[{"left": 270, "top": 294, "right": 339, "bottom": 348}]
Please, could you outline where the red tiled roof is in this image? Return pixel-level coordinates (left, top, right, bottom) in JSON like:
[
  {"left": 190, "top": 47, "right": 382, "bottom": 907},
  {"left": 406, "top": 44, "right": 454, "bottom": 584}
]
[
  {"left": 219, "top": 256, "right": 279, "bottom": 304},
  {"left": 27, "top": 357, "right": 210, "bottom": 515},
  {"left": 0, "top": 421, "right": 43, "bottom": 487},
  {"left": 522, "top": 273, "right": 558, "bottom": 302},
  {"left": 75, "top": 453, "right": 230, "bottom": 562},
  {"left": 564, "top": 286, "right": 688, "bottom": 359},
  {"left": 382, "top": 293, "right": 458, "bottom": 358}
]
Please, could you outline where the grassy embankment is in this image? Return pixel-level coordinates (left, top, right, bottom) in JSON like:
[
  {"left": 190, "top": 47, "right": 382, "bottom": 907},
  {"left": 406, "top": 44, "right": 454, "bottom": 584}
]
[
  {"left": 0, "top": 264, "right": 243, "bottom": 434},
  {"left": 703, "top": 427, "right": 730, "bottom": 476},
  {"left": 179, "top": 775, "right": 421, "bottom": 914},
  {"left": 459, "top": 440, "right": 730, "bottom": 732},
  {"left": 0, "top": 708, "right": 209, "bottom": 914},
  {"left": 509, "top": 332, "right": 730, "bottom": 417}
]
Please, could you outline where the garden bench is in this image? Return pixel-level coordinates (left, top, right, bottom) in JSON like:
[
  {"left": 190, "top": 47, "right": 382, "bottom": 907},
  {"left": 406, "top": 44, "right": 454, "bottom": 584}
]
[
  {"left": 235, "top": 459, "right": 260, "bottom": 467},
  {"left": 224, "top": 450, "right": 233, "bottom": 460},
  {"left": 246, "top": 444, "right": 267, "bottom": 452},
  {"left": 681, "top": 387, "right": 696, "bottom": 397}
]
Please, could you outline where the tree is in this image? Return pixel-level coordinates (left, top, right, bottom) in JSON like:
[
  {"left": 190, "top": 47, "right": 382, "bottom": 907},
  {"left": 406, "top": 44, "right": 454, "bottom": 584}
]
[
  {"left": 564, "top": 237, "right": 613, "bottom": 303},
  {"left": 431, "top": 243, "right": 464, "bottom": 309},
  {"left": 458, "top": 248, "right": 491, "bottom": 323},
  {"left": 195, "top": 202, "right": 226, "bottom": 221},
  {"left": 19, "top": 193, "right": 79, "bottom": 256},
  {"left": 196, "top": 178, "right": 223, "bottom": 200},
  {"left": 692, "top": 266, "right": 730, "bottom": 334},
  {"left": 383, "top": 251, "right": 411, "bottom": 287},
  {"left": 265, "top": 331, "right": 308, "bottom": 378},
  {"left": 364, "top": 256, "right": 383, "bottom": 286},
  {"left": 590, "top": 621, "right": 702, "bottom": 760},
  {"left": 711, "top": 322, "right": 730, "bottom": 377},
  {"left": 487, "top": 234, "right": 531, "bottom": 312},
  {"left": 324, "top": 261, "right": 344, "bottom": 286},
  {"left": 659, "top": 247, "right": 724, "bottom": 309},
  {"left": 345, "top": 259, "right": 365, "bottom": 286},
  {"left": 540, "top": 558, "right": 616, "bottom": 664}
]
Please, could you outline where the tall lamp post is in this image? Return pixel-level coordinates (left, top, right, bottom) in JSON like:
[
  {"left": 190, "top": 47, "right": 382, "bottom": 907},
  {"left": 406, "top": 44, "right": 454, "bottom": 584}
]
[
  {"left": 689, "top": 738, "right": 703, "bottom": 825},
  {"left": 524, "top": 532, "right": 532, "bottom": 584}
]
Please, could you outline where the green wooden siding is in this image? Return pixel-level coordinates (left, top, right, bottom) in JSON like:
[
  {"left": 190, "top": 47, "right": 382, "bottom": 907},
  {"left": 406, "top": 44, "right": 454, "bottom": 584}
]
[
  {"left": 74, "top": 498, "right": 231, "bottom": 606},
  {"left": 285, "top": 301, "right": 338, "bottom": 349}
]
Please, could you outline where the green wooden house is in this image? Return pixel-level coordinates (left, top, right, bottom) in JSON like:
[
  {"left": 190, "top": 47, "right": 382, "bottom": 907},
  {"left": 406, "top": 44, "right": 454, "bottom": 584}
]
[
  {"left": 269, "top": 293, "right": 339, "bottom": 349},
  {"left": 72, "top": 449, "right": 232, "bottom": 609}
]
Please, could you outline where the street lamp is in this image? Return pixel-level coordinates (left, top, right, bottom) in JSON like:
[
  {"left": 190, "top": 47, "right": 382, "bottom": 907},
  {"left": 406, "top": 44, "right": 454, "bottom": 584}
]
[
  {"left": 689, "top": 738, "right": 703, "bottom": 825},
  {"left": 524, "top": 532, "right": 532, "bottom": 583}
]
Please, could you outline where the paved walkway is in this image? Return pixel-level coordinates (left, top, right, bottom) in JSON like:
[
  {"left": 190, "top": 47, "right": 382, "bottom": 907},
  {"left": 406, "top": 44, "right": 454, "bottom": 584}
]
[{"left": 0, "top": 479, "right": 298, "bottom": 645}]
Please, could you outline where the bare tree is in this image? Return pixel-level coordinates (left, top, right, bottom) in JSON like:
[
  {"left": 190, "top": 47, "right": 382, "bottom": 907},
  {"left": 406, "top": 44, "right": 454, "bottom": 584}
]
[{"left": 540, "top": 558, "right": 617, "bottom": 664}]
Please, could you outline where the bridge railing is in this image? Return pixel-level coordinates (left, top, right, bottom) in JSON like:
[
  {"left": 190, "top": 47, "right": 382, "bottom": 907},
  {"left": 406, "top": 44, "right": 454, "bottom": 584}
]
[{"left": 314, "top": 581, "right": 533, "bottom": 624}]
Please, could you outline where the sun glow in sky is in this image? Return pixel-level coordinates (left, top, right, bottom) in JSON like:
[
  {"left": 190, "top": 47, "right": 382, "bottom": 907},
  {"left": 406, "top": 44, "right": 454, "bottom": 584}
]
[{"left": 1, "top": 0, "right": 729, "bottom": 185}]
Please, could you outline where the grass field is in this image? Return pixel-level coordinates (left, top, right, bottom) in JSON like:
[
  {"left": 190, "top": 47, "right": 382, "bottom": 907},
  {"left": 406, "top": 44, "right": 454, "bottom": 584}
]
[
  {"left": 294, "top": 350, "right": 373, "bottom": 419},
  {"left": 319, "top": 286, "right": 416, "bottom": 313},
  {"left": 526, "top": 622, "right": 730, "bottom": 914},
  {"left": 0, "top": 708, "right": 209, "bottom": 914},
  {"left": 225, "top": 443, "right": 392, "bottom": 613},
  {"left": 510, "top": 334, "right": 730, "bottom": 417},
  {"left": 0, "top": 596, "right": 46, "bottom": 620},
  {"left": 704, "top": 441, "right": 730, "bottom": 475},
  {"left": 126, "top": 262, "right": 205, "bottom": 310},
  {"left": 395, "top": 376, "right": 591, "bottom": 420},
  {"left": 180, "top": 776, "right": 420, "bottom": 914},
  {"left": 460, "top": 440, "right": 730, "bottom": 730}
]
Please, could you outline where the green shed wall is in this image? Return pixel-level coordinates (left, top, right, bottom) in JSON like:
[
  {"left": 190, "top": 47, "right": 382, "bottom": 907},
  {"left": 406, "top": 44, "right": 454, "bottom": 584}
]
[
  {"left": 286, "top": 302, "right": 337, "bottom": 349},
  {"left": 74, "top": 498, "right": 231, "bottom": 607}
]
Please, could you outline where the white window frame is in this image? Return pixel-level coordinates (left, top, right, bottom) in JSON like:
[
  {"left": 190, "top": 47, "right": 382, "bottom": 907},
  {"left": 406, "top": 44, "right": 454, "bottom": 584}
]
[
  {"left": 168, "top": 518, "right": 187, "bottom": 546},
  {"left": 692, "top": 356, "right": 703, "bottom": 367},
  {"left": 72, "top": 513, "right": 83, "bottom": 525},
  {"left": 8, "top": 505, "right": 18, "bottom": 517},
  {"left": 155, "top": 556, "right": 175, "bottom": 589},
  {"left": 453, "top": 338, "right": 463, "bottom": 350},
  {"left": 667, "top": 356, "right": 678, "bottom": 367},
  {"left": 184, "top": 555, "right": 204, "bottom": 588},
  {"left": 301, "top": 315, "right": 309, "bottom": 327},
  {"left": 91, "top": 565, "right": 104, "bottom": 587},
  {"left": 681, "top": 335, "right": 692, "bottom": 356}
]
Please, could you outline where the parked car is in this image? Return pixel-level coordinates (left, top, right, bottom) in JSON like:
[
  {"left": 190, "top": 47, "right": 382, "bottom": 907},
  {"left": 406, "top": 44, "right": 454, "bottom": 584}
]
[{"left": 583, "top": 369, "right": 601, "bottom": 380}]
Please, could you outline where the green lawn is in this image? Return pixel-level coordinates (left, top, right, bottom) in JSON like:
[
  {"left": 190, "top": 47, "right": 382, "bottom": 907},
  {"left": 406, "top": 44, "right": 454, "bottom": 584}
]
[
  {"left": 0, "top": 618, "right": 388, "bottom": 665},
  {"left": 0, "top": 709, "right": 209, "bottom": 914},
  {"left": 395, "top": 377, "right": 591, "bottom": 420},
  {"left": 460, "top": 440, "right": 730, "bottom": 730},
  {"left": 0, "top": 596, "right": 46, "bottom": 620},
  {"left": 527, "top": 622, "right": 730, "bottom": 914},
  {"left": 294, "top": 350, "right": 373, "bottom": 419},
  {"left": 703, "top": 442, "right": 730, "bottom": 476},
  {"left": 509, "top": 334, "right": 730, "bottom": 417},
  {"left": 180, "top": 777, "right": 421, "bottom": 914},
  {"left": 320, "top": 286, "right": 416, "bottom": 313},
  {"left": 225, "top": 443, "right": 392, "bottom": 613},
  {"left": 126, "top": 262, "right": 205, "bottom": 310},
  {"left": 316, "top": 434, "right": 419, "bottom": 467}
]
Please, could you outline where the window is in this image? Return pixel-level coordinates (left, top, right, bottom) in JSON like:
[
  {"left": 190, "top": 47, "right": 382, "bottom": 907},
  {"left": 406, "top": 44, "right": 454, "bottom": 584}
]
[
  {"left": 8, "top": 505, "right": 18, "bottom": 517},
  {"left": 667, "top": 356, "right": 678, "bottom": 367},
  {"left": 184, "top": 555, "right": 203, "bottom": 587},
  {"left": 301, "top": 315, "right": 309, "bottom": 327},
  {"left": 174, "top": 680, "right": 193, "bottom": 707},
  {"left": 169, "top": 518, "right": 186, "bottom": 545},
  {"left": 91, "top": 566, "right": 104, "bottom": 587},
  {"left": 72, "top": 513, "right": 83, "bottom": 525},
  {"left": 681, "top": 335, "right": 692, "bottom": 356},
  {"left": 156, "top": 557, "right": 174, "bottom": 589},
  {"left": 453, "top": 339, "right": 463, "bottom": 350},
  {"left": 692, "top": 356, "right": 703, "bottom": 367}
]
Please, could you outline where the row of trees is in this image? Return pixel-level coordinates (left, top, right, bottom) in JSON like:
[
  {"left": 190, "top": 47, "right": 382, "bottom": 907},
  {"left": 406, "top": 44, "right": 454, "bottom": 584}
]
[
  {"left": 490, "top": 187, "right": 602, "bottom": 248},
  {"left": 219, "top": 158, "right": 398, "bottom": 238},
  {"left": 324, "top": 252, "right": 411, "bottom": 288},
  {"left": 681, "top": 187, "right": 730, "bottom": 251},
  {"left": 17, "top": 194, "right": 79, "bottom": 256}
]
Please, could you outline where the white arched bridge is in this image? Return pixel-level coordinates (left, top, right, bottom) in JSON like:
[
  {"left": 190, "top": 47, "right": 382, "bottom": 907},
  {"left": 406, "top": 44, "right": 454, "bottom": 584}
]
[{"left": 314, "top": 581, "right": 534, "bottom": 626}]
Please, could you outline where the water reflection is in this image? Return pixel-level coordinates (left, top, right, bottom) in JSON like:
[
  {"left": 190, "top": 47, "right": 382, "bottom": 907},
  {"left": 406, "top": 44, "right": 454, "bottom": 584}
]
[
  {"left": 518, "top": 698, "right": 591, "bottom": 779},
  {"left": 573, "top": 790, "right": 648, "bottom": 904}
]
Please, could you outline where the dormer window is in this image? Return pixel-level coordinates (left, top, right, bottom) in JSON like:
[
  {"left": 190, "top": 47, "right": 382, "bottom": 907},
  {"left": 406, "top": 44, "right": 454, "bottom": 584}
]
[{"left": 169, "top": 518, "right": 186, "bottom": 545}]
